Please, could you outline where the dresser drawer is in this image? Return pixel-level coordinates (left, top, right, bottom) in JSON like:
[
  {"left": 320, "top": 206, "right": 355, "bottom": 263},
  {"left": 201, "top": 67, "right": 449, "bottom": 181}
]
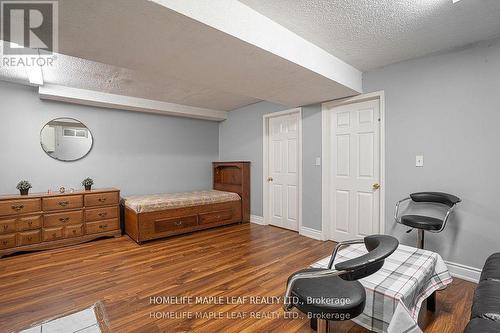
[
  {"left": 0, "top": 199, "right": 41, "bottom": 217},
  {"left": 44, "top": 210, "right": 83, "bottom": 228},
  {"left": 16, "top": 215, "right": 42, "bottom": 231},
  {"left": 0, "top": 233, "right": 17, "bottom": 249},
  {"left": 153, "top": 215, "right": 198, "bottom": 233},
  {"left": 42, "top": 195, "right": 83, "bottom": 211},
  {"left": 0, "top": 218, "right": 17, "bottom": 235},
  {"left": 199, "top": 210, "right": 233, "bottom": 225},
  {"left": 85, "top": 206, "right": 119, "bottom": 222},
  {"left": 64, "top": 224, "right": 83, "bottom": 238},
  {"left": 17, "top": 230, "right": 41, "bottom": 246},
  {"left": 86, "top": 218, "right": 119, "bottom": 234},
  {"left": 84, "top": 192, "right": 119, "bottom": 207},
  {"left": 43, "top": 227, "right": 64, "bottom": 242}
]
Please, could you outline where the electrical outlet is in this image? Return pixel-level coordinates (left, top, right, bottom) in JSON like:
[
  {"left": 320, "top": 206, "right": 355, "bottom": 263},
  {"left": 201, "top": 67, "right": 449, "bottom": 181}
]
[
  {"left": 315, "top": 157, "right": 321, "bottom": 166},
  {"left": 416, "top": 155, "right": 424, "bottom": 167}
]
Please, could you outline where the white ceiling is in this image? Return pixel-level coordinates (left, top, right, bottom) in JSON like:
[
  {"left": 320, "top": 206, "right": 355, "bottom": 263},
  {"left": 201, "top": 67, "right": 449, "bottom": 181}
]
[
  {"left": 53, "top": 0, "right": 359, "bottom": 109},
  {"left": 2, "top": 0, "right": 499, "bottom": 116},
  {"left": 239, "top": 0, "right": 500, "bottom": 70}
]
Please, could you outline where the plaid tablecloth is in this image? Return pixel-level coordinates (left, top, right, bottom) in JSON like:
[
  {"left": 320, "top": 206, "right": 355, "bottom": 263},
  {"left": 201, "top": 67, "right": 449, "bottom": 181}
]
[{"left": 312, "top": 244, "right": 452, "bottom": 333}]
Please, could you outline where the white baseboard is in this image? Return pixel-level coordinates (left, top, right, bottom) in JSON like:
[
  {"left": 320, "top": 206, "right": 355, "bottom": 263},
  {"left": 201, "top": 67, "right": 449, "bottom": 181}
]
[
  {"left": 299, "top": 226, "right": 324, "bottom": 241},
  {"left": 250, "top": 215, "right": 266, "bottom": 225},
  {"left": 445, "top": 260, "right": 481, "bottom": 283}
]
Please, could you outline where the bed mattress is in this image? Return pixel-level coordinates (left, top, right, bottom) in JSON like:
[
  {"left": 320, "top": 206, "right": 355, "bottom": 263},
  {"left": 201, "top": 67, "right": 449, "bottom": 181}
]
[{"left": 123, "top": 190, "right": 241, "bottom": 213}]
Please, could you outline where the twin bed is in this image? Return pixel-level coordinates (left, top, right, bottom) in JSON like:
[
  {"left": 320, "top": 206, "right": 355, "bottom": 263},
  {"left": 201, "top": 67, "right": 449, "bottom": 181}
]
[{"left": 123, "top": 161, "right": 250, "bottom": 243}]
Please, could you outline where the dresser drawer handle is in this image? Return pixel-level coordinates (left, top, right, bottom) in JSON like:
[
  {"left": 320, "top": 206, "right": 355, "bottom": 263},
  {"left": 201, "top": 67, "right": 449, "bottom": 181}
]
[
  {"left": 216, "top": 215, "right": 221, "bottom": 219},
  {"left": 98, "top": 198, "right": 107, "bottom": 203},
  {"left": 174, "top": 221, "right": 183, "bottom": 226},
  {"left": 72, "top": 230, "right": 77, "bottom": 234},
  {"left": 27, "top": 236, "right": 32, "bottom": 241},
  {"left": 58, "top": 201, "right": 69, "bottom": 207},
  {"left": 59, "top": 217, "right": 70, "bottom": 222},
  {"left": 1, "top": 240, "right": 8, "bottom": 245},
  {"left": 52, "top": 233, "right": 57, "bottom": 238},
  {"left": 27, "top": 221, "right": 33, "bottom": 226},
  {"left": 98, "top": 212, "right": 107, "bottom": 217},
  {"left": 99, "top": 224, "right": 108, "bottom": 229},
  {"left": 2, "top": 225, "right": 8, "bottom": 230},
  {"left": 11, "top": 204, "right": 24, "bottom": 211}
]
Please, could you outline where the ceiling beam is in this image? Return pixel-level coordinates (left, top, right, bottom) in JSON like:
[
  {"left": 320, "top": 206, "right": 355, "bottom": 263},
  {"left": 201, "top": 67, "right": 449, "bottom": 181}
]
[
  {"left": 38, "top": 84, "right": 228, "bottom": 121},
  {"left": 153, "top": 0, "right": 363, "bottom": 93}
]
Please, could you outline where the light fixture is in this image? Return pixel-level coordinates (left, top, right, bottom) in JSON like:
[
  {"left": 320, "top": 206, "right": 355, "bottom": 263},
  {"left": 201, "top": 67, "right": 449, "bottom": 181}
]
[{"left": 452, "top": 0, "right": 462, "bottom": 3}]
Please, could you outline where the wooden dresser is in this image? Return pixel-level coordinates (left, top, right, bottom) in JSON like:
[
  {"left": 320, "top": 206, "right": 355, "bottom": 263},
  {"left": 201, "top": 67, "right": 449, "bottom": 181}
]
[{"left": 0, "top": 188, "right": 121, "bottom": 258}]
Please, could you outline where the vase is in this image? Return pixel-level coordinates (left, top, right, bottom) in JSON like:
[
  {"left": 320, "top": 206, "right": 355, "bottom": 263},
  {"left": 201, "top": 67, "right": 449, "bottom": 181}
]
[
  {"left": 85, "top": 185, "right": 92, "bottom": 191},
  {"left": 20, "top": 189, "right": 29, "bottom": 195}
]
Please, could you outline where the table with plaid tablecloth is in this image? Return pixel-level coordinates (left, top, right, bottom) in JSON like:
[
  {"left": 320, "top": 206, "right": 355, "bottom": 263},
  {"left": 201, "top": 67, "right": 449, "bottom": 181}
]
[{"left": 312, "top": 243, "right": 453, "bottom": 333}]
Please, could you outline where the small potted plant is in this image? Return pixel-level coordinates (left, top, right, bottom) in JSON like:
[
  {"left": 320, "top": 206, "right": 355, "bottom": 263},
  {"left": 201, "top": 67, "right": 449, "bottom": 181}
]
[
  {"left": 82, "top": 177, "right": 94, "bottom": 191},
  {"left": 16, "top": 180, "right": 32, "bottom": 196}
]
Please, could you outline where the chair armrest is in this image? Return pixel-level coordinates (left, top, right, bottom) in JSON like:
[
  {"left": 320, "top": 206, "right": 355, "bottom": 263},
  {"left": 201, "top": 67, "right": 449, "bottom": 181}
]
[
  {"left": 328, "top": 239, "right": 365, "bottom": 269},
  {"left": 430, "top": 203, "right": 458, "bottom": 233},
  {"left": 283, "top": 269, "right": 346, "bottom": 311},
  {"left": 394, "top": 197, "right": 411, "bottom": 224}
]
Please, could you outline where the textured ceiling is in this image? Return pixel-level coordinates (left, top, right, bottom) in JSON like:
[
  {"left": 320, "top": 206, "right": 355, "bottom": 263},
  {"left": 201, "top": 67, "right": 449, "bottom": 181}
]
[
  {"left": 52, "top": 0, "right": 358, "bottom": 109},
  {"left": 239, "top": 0, "right": 500, "bottom": 70},
  {"left": 0, "top": 51, "right": 258, "bottom": 111},
  {"left": 0, "top": 0, "right": 360, "bottom": 111}
]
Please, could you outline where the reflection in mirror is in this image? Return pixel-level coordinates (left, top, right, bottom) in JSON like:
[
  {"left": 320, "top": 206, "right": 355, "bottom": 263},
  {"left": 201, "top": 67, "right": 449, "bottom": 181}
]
[{"left": 40, "top": 118, "right": 93, "bottom": 161}]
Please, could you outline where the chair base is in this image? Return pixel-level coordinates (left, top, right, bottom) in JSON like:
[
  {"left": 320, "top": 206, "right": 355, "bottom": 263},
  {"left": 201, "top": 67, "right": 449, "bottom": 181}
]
[{"left": 417, "top": 229, "right": 424, "bottom": 249}]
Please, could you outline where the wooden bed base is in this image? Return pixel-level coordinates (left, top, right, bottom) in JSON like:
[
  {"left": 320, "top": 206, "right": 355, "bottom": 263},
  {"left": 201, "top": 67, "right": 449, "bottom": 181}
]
[{"left": 124, "top": 161, "right": 250, "bottom": 244}]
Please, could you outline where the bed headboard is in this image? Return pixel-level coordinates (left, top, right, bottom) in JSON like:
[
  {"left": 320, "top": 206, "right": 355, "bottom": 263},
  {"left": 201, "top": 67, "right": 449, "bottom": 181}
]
[{"left": 213, "top": 161, "right": 250, "bottom": 223}]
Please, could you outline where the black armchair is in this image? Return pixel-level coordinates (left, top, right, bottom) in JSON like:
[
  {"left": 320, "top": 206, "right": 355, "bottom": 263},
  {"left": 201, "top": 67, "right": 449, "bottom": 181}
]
[
  {"left": 283, "top": 235, "right": 399, "bottom": 332},
  {"left": 395, "top": 192, "right": 461, "bottom": 249}
]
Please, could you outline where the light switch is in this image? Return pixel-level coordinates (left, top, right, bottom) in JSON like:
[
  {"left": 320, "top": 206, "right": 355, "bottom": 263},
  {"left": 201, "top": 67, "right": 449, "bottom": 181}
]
[
  {"left": 315, "top": 157, "right": 321, "bottom": 166},
  {"left": 416, "top": 155, "right": 424, "bottom": 167}
]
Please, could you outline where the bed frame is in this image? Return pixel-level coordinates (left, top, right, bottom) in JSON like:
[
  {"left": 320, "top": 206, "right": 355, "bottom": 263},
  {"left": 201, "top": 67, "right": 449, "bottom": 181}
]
[{"left": 124, "top": 161, "right": 250, "bottom": 244}]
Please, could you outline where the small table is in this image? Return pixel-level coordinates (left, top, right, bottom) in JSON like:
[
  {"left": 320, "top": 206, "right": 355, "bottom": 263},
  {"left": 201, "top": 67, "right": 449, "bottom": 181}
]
[{"left": 312, "top": 243, "right": 452, "bottom": 333}]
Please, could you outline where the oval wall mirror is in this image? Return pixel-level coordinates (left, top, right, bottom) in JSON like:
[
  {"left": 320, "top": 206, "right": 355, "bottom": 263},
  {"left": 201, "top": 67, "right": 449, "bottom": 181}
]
[{"left": 40, "top": 117, "right": 93, "bottom": 161}]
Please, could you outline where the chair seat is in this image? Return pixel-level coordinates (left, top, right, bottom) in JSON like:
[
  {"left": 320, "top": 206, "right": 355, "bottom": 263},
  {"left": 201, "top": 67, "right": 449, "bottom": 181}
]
[
  {"left": 288, "top": 268, "right": 366, "bottom": 321},
  {"left": 400, "top": 215, "right": 443, "bottom": 231}
]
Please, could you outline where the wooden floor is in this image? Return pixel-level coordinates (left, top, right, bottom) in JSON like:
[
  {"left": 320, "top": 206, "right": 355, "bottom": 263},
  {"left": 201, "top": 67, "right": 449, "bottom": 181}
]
[{"left": 0, "top": 223, "right": 475, "bottom": 333}]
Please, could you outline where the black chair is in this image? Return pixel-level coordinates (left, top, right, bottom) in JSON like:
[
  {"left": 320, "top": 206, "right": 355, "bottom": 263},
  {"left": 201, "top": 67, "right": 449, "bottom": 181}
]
[
  {"left": 394, "top": 192, "right": 461, "bottom": 249},
  {"left": 283, "top": 235, "right": 399, "bottom": 332}
]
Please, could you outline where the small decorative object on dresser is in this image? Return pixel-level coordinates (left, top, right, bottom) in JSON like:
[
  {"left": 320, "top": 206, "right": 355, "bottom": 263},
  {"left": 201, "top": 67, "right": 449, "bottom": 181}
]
[
  {"left": 0, "top": 188, "right": 121, "bottom": 258},
  {"left": 16, "top": 180, "right": 32, "bottom": 196},
  {"left": 82, "top": 177, "right": 94, "bottom": 191}
]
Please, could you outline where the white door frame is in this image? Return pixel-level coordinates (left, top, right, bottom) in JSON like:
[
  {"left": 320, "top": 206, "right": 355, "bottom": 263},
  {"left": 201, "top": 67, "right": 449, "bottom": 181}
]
[
  {"left": 263, "top": 108, "right": 303, "bottom": 231},
  {"left": 321, "top": 91, "right": 386, "bottom": 241}
]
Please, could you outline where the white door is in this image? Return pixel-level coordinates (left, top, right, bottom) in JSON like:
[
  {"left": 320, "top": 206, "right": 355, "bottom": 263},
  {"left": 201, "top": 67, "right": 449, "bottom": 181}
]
[
  {"left": 329, "top": 100, "right": 380, "bottom": 241},
  {"left": 268, "top": 112, "right": 299, "bottom": 231}
]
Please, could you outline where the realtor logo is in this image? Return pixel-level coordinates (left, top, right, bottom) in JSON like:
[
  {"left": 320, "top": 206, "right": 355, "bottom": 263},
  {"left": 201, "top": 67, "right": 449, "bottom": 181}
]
[{"left": 1, "top": 0, "right": 58, "bottom": 55}]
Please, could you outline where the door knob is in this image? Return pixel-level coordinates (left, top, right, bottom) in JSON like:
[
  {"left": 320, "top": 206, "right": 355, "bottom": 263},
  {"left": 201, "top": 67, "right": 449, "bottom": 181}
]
[
  {"left": 267, "top": 177, "right": 273, "bottom": 182},
  {"left": 372, "top": 183, "right": 380, "bottom": 190}
]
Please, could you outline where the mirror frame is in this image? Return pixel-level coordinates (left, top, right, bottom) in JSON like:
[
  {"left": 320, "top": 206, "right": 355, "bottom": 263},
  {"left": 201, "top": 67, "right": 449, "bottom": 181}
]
[{"left": 40, "top": 117, "right": 94, "bottom": 162}]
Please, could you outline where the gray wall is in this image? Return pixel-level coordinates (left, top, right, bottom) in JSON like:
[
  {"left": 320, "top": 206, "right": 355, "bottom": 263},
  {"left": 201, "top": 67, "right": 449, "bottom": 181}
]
[
  {"left": 218, "top": 101, "right": 323, "bottom": 230},
  {"left": 364, "top": 38, "right": 500, "bottom": 269},
  {"left": 0, "top": 81, "right": 219, "bottom": 196}
]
